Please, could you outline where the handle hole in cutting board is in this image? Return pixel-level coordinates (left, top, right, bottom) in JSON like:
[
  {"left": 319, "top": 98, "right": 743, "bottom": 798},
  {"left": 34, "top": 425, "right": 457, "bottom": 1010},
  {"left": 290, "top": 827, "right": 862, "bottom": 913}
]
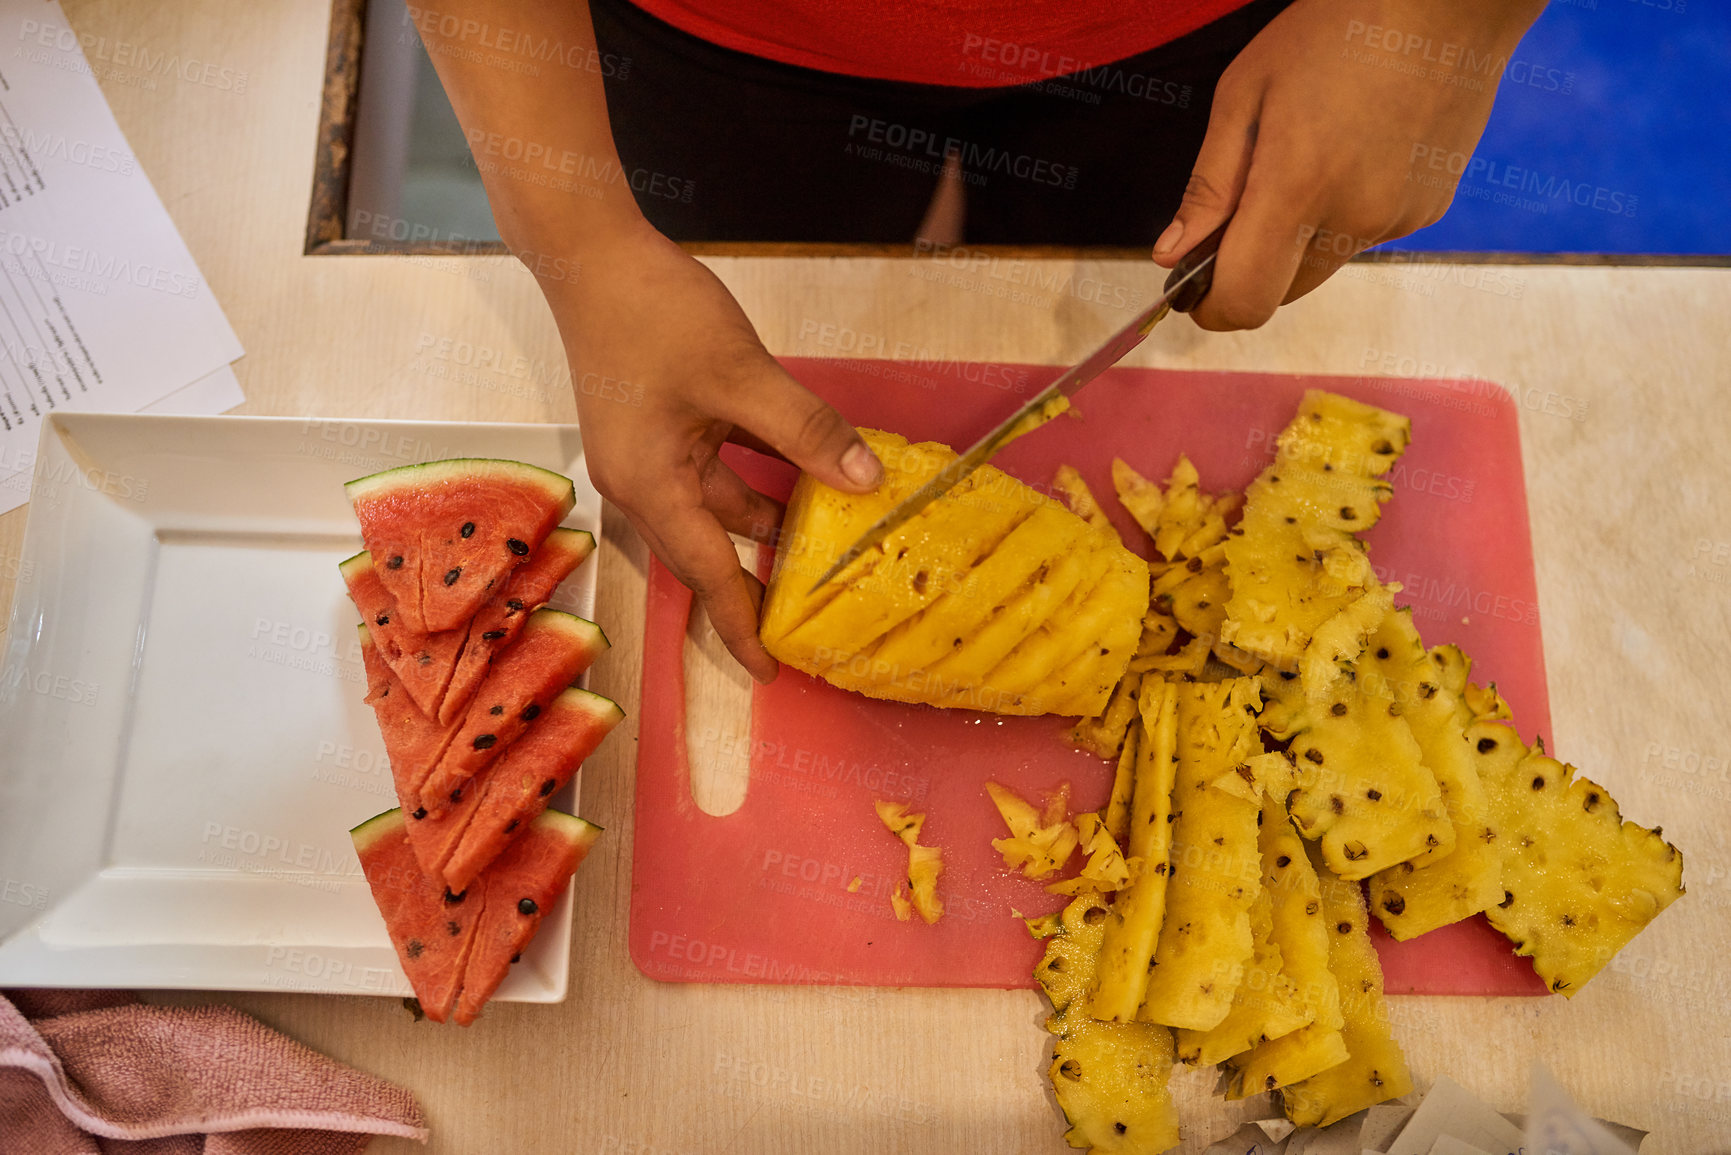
[{"left": 681, "top": 538, "right": 756, "bottom": 817}]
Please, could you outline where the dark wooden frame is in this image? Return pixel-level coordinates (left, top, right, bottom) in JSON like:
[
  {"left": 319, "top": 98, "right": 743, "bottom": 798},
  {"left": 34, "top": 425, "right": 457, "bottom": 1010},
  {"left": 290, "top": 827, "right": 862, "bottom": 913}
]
[{"left": 306, "top": 0, "right": 1729, "bottom": 266}]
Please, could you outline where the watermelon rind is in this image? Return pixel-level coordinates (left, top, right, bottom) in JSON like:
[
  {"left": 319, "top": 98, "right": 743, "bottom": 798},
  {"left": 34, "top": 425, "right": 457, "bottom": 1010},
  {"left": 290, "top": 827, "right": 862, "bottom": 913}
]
[
  {"left": 562, "top": 687, "right": 625, "bottom": 726},
  {"left": 529, "top": 808, "right": 604, "bottom": 845},
  {"left": 338, "top": 550, "right": 370, "bottom": 576},
  {"left": 343, "top": 458, "right": 575, "bottom": 514},
  {"left": 524, "top": 608, "right": 611, "bottom": 653},
  {"left": 349, "top": 806, "right": 406, "bottom": 848}
]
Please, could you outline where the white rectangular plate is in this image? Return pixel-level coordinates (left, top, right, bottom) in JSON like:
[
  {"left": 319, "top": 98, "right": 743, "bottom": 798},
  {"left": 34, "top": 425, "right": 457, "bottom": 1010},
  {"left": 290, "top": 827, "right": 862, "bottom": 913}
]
[{"left": 0, "top": 414, "right": 601, "bottom": 1005}]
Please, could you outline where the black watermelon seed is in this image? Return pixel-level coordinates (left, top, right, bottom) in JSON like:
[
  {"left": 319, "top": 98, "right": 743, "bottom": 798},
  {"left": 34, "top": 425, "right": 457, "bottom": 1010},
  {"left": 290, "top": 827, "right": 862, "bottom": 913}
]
[
  {"left": 447, "top": 920, "right": 460, "bottom": 936},
  {"left": 444, "top": 567, "right": 462, "bottom": 586},
  {"left": 460, "top": 522, "right": 475, "bottom": 538},
  {"left": 521, "top": 703, "right": 541, "bottom": 722},
  {"left": 511, "top": 953, "right": 522, "bottom": 963},
  {"left": 506, "top": 538, "right": 529, "bottom": 556},
  {"left": 506, "top": 599, "right": 524, "bottom": 613},
  {"left": 489, "top": 705, "right": 504, "bottom": 716},
  {"left": 417, "top": 652, "right": 432, "bottom": 665},
  {"left": 539, "top": 778, "right": 556, "bottom": 797},
  {"left": 450, "top": 788, "right": 462, "bottom": 803},
  {"left": 505, "top": 819, "right": 519, "bottom": 833},
  {"left": 387, "top": 555, "right": 404, "bottom": 570},
  {"left": 473, "top": 734, "right": 497, "bottom": 750},
  {"left": 518, "top": 898, "right": 539, "bottom": 915},
  {"left": 375, "top": 613, "right": 390, "bottom": 626},
  {"left": 444, "top": 888, "right": 467, "bottom": 904},
  {"left": 482, "top": 629, "right": 507, "bottom": 641},
  {"left": 411, "top": 807, "right": 427, "bottom": 820},
  {"left": 405, "top": 938, "right": 424, "bottom": 958}
]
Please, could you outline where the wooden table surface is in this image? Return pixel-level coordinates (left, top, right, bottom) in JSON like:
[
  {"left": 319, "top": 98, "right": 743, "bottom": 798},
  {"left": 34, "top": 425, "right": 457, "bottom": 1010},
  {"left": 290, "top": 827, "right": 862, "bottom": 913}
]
[{"left": 8, "top": 2, "right": 1728, "bottom": 1151}]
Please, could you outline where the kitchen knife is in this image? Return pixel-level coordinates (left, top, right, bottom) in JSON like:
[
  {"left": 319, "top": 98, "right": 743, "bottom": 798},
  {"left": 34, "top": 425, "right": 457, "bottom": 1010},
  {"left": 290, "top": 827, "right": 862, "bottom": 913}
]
[{"left": 806, "top": 222, "right": 1227, "bottom": 594}]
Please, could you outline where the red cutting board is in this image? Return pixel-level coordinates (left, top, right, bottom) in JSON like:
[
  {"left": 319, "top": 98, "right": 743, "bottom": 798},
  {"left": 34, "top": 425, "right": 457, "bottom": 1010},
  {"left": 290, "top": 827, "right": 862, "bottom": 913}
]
[{"left": 632, "top": 361, "right": 1551, "bottom": 996}]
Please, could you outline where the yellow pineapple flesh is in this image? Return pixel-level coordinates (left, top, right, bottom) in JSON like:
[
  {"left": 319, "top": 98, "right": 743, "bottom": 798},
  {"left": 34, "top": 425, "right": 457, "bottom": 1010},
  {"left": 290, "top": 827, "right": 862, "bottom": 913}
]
[
  {"left": 1364, "top": 616, "right": 1504, "bottom": 938},
  {"left": 1476, "top": 725, "right": 1685, "bottom": 995},
  {"left": 1090, "top": 681, "right": 1180, "bottom": 1021},
  {"left": 875, "top": 800, "right": 944, "bottom": 923},
  {"left": 1224, "top": 798, "right": 1347, "bottom": 1098},
  {"left": 1280, "top": 841, "right": 1413, "bottom": 1125},
  {"left": 1221, "top": 391, "right": 1410, "bottom": 669},
  {"left": 760, "top": 428, "right": 1149, "bottom": 716},
  {"left": 1136, "top": 679, "right": 1264, "bottom": 1031},
  {"left": 1173, "top": 881, "right": 1311, "bottom": 1066},
  {"left": 1033, "top": 895, "right": 1181, "bottom": 1155}
]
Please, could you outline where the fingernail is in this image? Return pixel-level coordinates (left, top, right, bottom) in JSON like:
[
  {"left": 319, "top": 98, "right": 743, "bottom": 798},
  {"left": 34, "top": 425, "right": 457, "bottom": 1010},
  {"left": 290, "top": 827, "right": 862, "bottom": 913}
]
[
  {"left": 842, "top": 442, "right": 882, "bottom": 487},
  {"left": 1153, "top": 219, "right": 1184, "bottom": 257}
]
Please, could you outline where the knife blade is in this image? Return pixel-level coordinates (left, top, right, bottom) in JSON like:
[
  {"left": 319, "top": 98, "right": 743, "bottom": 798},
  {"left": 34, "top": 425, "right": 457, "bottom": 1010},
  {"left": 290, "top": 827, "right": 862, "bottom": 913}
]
[{"left": 805, "top": 223, "right": 1227, "bottom": 595}]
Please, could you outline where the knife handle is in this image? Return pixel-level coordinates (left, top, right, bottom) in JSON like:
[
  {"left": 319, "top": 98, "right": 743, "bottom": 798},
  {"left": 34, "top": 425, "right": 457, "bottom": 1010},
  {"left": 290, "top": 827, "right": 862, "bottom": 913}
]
[{"left": 1163, "top": 220, "right": 1229, "bottom": 313}]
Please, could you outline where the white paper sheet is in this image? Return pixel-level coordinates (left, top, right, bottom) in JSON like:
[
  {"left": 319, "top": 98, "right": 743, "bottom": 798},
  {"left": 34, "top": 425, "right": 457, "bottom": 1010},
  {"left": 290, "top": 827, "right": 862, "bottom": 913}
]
[{"left": 0, "top": 0, "right": 245, "bottom": 513}]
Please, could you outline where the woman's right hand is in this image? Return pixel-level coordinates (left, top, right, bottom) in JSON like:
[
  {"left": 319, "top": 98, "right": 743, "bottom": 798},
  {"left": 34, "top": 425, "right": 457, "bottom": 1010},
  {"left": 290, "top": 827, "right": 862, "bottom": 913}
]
[{"left": 540, "top": 220, "right": 884, "bottom": 682}]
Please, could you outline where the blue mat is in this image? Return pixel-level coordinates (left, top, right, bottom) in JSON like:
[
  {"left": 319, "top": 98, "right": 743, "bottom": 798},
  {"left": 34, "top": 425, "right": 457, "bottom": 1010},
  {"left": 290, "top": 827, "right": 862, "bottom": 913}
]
[{"left": 1384, "top": 0, "right": 1730, "bottom": 256}]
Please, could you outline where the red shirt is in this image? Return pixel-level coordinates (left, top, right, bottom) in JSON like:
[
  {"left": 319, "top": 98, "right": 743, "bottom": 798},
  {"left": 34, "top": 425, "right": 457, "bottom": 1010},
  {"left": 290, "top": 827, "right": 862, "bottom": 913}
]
[{"left": 628, "top": 0, "right": 1257, "bottom": 87}]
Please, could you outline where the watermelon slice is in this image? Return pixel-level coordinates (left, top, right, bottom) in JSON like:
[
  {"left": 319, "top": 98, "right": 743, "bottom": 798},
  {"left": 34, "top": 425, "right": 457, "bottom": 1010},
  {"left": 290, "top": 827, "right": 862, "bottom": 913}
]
[
  {"left": 442, "top": 688, "right": 624, "bottom": 893},
  {"left": 352, "top": 807, "right": 601, "bottom": 1026},
  {"left": 345, "top": 458, "right": 576, "bottom": 634},
  {"left": 453, "top": 809, "right": 602, "bottom": 1026},
  {"left": 419, "top": 610, "right": 609, "bottom": 815},
  {"left": 437, "top": 527, "right": 596, "bottom": 725},
  {"left": 359, "top": 626, "right": 461, "bottom": 808},
  {"left": 343, "top": 528, "right": 594, "bottom": 721},
  {"left": 351, "top": 808, "right": 484, "bottom": 1023},
  {"left": 343, "top": 552, "right": 466, "bottom": 717}
]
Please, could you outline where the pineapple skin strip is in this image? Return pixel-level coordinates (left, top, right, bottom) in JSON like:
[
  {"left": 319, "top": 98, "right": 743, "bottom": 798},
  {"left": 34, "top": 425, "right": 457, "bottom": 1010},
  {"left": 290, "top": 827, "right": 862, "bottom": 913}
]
[
  {"left": 1280, "top": 840, "right": 1413, "bottom": 1126},
  {"left": 1135, "top": 679, "right": 1264, "bottom": 1032},
  {"left": 1090, "top": 681, "right": 1180, "bottom": 1021}
]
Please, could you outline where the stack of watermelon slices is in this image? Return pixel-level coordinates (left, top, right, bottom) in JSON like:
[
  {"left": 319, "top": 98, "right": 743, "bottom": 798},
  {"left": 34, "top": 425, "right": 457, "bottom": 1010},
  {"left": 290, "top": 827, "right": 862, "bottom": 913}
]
[{"left": 339, "top": 458, "right": 622, "bottom": 1024}]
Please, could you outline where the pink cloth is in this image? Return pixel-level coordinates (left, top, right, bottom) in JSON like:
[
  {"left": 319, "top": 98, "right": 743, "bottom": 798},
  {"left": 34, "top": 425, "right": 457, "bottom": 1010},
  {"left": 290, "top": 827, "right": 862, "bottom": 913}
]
[{"left": 0, "top": 990, "right": 428, "bottom": 1155}]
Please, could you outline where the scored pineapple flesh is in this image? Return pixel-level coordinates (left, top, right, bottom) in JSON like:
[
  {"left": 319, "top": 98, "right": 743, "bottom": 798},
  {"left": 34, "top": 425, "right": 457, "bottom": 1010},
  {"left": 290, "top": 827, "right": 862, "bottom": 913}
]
[
  {"left": 1136, "top": 680, "right": 1264, "bottom": 1032},
  {"left": 1224, "top": 797, "right": 1348, "bottom": 1099},
  {"left": 1279, "top": 840, "right": 1414, "bottom": 1125},
  {"left": 1475, "top": 722, "right": 1685, "bottom": 996},
  {"left": 1364, "top": 618, "right": 1505, "bottom": 938},
  {"left": 1221, "top": 391, "right": 1411, "bottom": 669},
  {"left": 1033, "top": 894, "right": 1182, "bottom": 1155},
  {"left": 1091, "top": 681, "right": 1181, "bottom": 1021},
  {"left": 760, "top": 429, "right": 1149, "bottom": 717}
]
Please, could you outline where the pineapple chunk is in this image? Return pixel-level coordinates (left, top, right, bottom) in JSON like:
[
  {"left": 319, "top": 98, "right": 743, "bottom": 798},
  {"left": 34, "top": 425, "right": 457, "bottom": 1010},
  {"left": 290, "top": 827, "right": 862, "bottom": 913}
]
[
  {"left": 1476, "top": 726, "right": 1685, "bottom": 995},
  {"left": 1221, "top": 390, "right": 1410, "bottom": 668},
  {"left": 1279, "top": 841, "right": 1414, "bottom": 1125},
  {"left": 761, "top": 429, "right": 1149, "bottom": 717},
  {"left": 1104, "top": 718, "right": 1140, "bottom": 846},
  {"left": 1260, "top": 657, "right": 1454, "bottom": 881},
  {"left": 876, "top": 800, "right": 944, "bottom": 923},
  {"left": 1069, "top": 670, "right": 1145, "bottom": 760},
  {"left": 1110, "top": 458, "right": 1166, "bottom": 545},
  {"left": 1033, "top": 895, "right": 1182, "bottom": 1155},
  {"left": 1049, "top": 814, "right": 1134, "bottom": 896},
  {"left": 1225, "top": 798, "right": 1347, "bottom": 1098},
  {"left": 1091, "top": 682, "right": 1181, "bottom": 1020},
  {"left": 1364, "top": 611, "right": 1504, "bottom": 938},
  {"left": 1137, "top": 680, "right": 1264, "bottom": 1031},
  {"left": 986, "top": 781, "right": 1080, "bottom": 880},
  {"left": 1174, "top": 881, "right": 1311, "bottom": 1066}
]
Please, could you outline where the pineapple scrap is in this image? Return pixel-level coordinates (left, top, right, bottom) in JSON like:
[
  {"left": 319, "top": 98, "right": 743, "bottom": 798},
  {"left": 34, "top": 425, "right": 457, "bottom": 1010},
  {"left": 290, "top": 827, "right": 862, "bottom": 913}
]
[
  {"left": 1220, "top": 390, "right": 1410, "bottom": 669},
  {"left": 1225, "top": 797, "right": 1348, "bottom": 1098},
  {"left": 1033, "top": 894, "right": 1182, "bottom": 1155},
  {"left": 986, "top": 781, "right": 1080, "bottom": 879},
  {"left": 1278, "top": 840, "right": 1413, "bottom": 1125},
  {"left": 1259, "top": 648, "right": 1454, "bottom": 881},
  {"left": 1364, "top": 617, "right": 1505, "bottom": 939},
  {"left": 1173, "top": 882, "right": 1311, "bottom": 1066},
  {"left": 1048, "top": 813, "right": 1134, "bottom": 896},
  {"left": 1053, "top": 465, "right": 1120, "bottom": 541},
  {"left": 1473, "top": 722, "right": 1684, "bottom": 996},
  {"left": 1137, "top": 679, "right": 1265, "bottom": 1032},
  {"left": 875, "top": 800, "right": 944, "bottom": 923},
  {"left": 760, "top": 428, "right": 1149, "bottom": 718},
  {"left": 1091, "top": 681, "right": 1180, "bottom": 1021}
]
